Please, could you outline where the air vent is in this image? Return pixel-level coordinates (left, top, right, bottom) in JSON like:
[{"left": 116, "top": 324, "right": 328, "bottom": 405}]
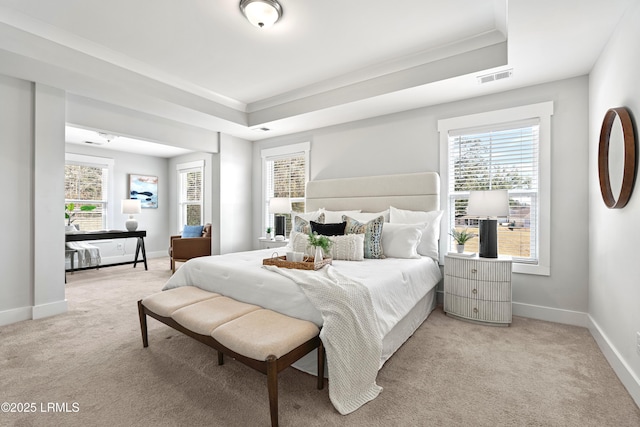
[
  {"left": 84, "top": 140, "right": 105, "bottom": 145},
  {"left": 477, "top": 69, "right": 513, "bottom": 84},
  {"left": 252, "top": 127, "right": 271, "bottom": 132}
]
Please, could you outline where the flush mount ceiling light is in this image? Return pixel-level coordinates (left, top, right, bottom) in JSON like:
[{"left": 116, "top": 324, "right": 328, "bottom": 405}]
[{"left": 240, "top": 0, "right": 282, "bottom": 28}]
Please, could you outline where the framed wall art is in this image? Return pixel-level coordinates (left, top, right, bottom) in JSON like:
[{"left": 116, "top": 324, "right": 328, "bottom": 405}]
[{"left": 129, "top": 174, "right": 158, "bottom": 208}]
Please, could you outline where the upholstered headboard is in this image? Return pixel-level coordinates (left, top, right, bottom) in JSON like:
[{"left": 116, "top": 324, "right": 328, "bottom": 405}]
[{"left": 305, "top": 172, "right": 440, "bottom": 213}]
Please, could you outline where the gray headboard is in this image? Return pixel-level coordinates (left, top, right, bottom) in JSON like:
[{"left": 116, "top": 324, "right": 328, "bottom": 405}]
[{"left": 305, "top": 172, "right": 440, "bottom": 213}]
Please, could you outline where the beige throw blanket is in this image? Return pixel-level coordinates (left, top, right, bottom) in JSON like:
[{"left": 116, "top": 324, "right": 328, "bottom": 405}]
[{"left": 263, "top": 264, "right": 382, "bottom": 415}]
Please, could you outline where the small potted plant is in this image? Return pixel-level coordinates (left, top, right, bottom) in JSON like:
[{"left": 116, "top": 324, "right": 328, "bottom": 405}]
[
  {"left": 449, "top": 228, "right": 476, "bottom": 253},
  {"left": 65, "top": 203, "right": 97, "bottom": 228},
  {"left": 266, "top": 226, "right": 273, "bottom": 240},
  {"left": 308, "top": 232, "right": 332, "bottom": 267}
]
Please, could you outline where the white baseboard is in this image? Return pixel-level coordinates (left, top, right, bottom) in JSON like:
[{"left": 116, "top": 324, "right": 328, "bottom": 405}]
[
  {"left": 512, "top": 302, "right": 588, "bottom": 327},
  {"left": 0, "top": 306, "right": 32, "bottom": 326},
  {"left": 589, "top": 315, "right": 640, "bottom": 408},
  {"left": 93, "top": 251, "right": 166, "bottom": 266},
  {"left": 32, "top": 299, "right": 68, "bottom": 320},
  {"left": 146, "top": 251, "right": 167, "bottom": 259},
  {"left": 0, "top": 299, "right": 68, "bottom": 326},
  {"left": 435, "top": 293, "right": 589, "bottom": 327}
]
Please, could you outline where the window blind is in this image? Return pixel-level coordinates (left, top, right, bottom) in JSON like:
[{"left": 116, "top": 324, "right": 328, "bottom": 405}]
[
  {"left": 177, "top": 161, "right": 204, "bottom": 228},
  {"left": 448, "top": 119, "right": 540, "bottom": 262},
  {"left": 64, "top": 164, "right": 108, "bottom": 231},
  {"left": 264, "top": 154, "right": 306, "bottom": 232}
]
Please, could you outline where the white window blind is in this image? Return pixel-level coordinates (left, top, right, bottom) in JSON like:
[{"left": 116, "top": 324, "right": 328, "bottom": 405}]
[
  {"left": 177, "top": 161, "right": 204, "bottom": 229},
  {"left": 65, "top": 158, "right": 110, "bottom": 231},
  {"left": 448, "top": 119, "right": 540, "bottom": 263},
  {"left": 262, "top": 142, "right": 310, "bottom": 234}
]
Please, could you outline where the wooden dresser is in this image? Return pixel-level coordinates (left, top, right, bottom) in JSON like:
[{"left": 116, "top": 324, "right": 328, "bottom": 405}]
[{"left": 444, "top": 255, "right": 512, "bottom": 326}]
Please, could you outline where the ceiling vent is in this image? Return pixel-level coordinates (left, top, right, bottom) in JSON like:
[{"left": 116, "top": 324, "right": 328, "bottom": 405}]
[
  {"left": 252, "top": 127, "right": 271, "bottom": 132},
  {"left": 84, "top": 140, "right": 105, "bottom": 145},
  {"left": 477, "top": 69, "right": 513, "bottom": 84}
]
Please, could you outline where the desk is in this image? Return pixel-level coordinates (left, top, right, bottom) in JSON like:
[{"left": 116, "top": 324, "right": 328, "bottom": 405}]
[{"left": 65, "top": 230, "right": 147, "bottom": 271}]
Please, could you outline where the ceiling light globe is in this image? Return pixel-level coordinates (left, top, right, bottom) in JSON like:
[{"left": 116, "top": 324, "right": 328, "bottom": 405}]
[{"left": 240, "top": 0, "right": 282, "bottom": 28}]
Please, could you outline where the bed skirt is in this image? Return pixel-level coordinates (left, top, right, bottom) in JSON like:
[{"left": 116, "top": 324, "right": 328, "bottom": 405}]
[{"left": 292, "top": 286, "right": 437, "bottom": 376}]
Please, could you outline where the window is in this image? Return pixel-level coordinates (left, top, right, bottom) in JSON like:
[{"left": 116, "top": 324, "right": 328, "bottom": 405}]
[
  {"left": 261, "top": 142, "right": 310, "bottom": 234},
  {"left": 65, "top": 153, "right": 113, "bottom": 231},
  {"left": 439, "top": 102, "right": 553, "bottom": 275},
  {"left": 177, "top": 160, "right": 204, "bottom": 230}
]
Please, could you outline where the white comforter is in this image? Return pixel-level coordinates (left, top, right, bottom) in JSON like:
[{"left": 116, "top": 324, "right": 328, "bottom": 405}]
[
  {"left": 163, "top": 248, "right": 441, "bottom": 413},
  {"left": 163, "top": 248, "right": 441, "bottom": 340}
]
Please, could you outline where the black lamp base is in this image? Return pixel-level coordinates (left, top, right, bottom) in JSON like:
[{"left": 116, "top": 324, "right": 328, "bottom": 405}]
[
  {"left": 478, "top": 219, "right": 498, "bottom": 258},
  {"left": 274, "top": 215, "right": 285, "bottom": 238}
]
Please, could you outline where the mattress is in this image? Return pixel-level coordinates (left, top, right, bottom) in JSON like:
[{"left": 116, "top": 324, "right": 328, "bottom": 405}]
[{"left": 164, "top": 248, "right": 441, "bottom": 338}]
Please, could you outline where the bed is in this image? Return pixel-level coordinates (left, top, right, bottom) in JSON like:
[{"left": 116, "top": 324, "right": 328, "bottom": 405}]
[{"left": 163, "top": 171, "right": 443, "bottom": 413}]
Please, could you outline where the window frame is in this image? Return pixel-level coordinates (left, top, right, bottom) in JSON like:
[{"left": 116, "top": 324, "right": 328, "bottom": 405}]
[
  {"left": 176, "top": 160, "right": 204, "bottom": 231},
  {"left": 261, "top": 142, "right": 310, "bottom": 234},
  {"left": 438, "top": 102, "right": 553, "bottom": 275},
  {"left": 64, "top": 153, "right": 114, "bottom": 231}
]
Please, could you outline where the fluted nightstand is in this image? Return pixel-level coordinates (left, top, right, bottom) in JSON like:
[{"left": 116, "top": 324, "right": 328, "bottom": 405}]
[{"left": 444, "top": 254, "right": 512, "bottom": 326}]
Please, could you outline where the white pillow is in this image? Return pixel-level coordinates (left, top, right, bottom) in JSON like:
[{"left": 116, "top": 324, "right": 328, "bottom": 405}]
[
  {"left": 289, "top": 231, "right": 312, "bottom": 255},
  {"left": 348, "top": 209, "right": 390, "bottom": 223},
  {"left": 294, "top": 211, "right": 321, "bottom": 221},
  {"left": 389, "top": 207, "right": 443, "bottom": 259},
  {"left": 328, "top": 234, "right": 365, "bottom": 261},
  {"left": 289, "top": 231, "right": 364, "bottom": 261},
  {"left": 381, "top": 223, "right": 423, "bottom": 259},
  {"left": 291, "top": 211, "right": 325, "bottom": 236},
  {"left": 319, "top": 208, "right": 361, "bottom": 223}
]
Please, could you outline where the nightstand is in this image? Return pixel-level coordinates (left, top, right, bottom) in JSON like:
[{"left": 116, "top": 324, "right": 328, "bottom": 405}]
[
  {"left": 444, "top": 255, "right": 512, "bottom": 326},
  {"left": 258, "top": 237, "right": 289, "bottom": 249}
]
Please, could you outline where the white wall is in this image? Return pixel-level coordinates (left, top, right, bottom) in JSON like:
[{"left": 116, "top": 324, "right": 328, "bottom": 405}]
[
  {"left": 0, "top": 77, "right": 68, "bottom": 325},
  {"left": 65, "top": 143, "right": 171, "bottom": 261},
  {"left": 67, "top": 95, "right": 220, "bottom": 153},
  {"left": 168, "top": 151, "right": 216, "bottom": 236},
  {"left": 218, "top": 134, "right": 253, "bottom": 254},
  {"left": 253, "top": 76, "right": 590, "bottom": 324},
  {"left": 0, "top": 70, "right": 226, "bottom": 326},
  {"left": 166, "top": 134, "right": 253, "bottom": 257},
  {"left": 588, "top": 0, "right": 640, "bottom": 406}
]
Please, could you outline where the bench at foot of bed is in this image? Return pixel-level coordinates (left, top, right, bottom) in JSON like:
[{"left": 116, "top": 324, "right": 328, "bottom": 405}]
[{"left": 137, "top": 286, "right": 324, "bottom": 427}]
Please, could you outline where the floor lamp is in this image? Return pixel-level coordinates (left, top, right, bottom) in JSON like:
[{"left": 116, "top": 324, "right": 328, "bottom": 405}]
[
  {"left": 269, "top": 197, "right": 291, "bottom": 240},
  {"left": 467, "top": 190, "right": 509, "bottom": 258}
]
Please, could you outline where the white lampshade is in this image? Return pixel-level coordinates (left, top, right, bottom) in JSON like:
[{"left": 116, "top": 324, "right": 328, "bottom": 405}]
[
  {"left": 121, "top": 199, "right": 142, "bottom": 215},
  {"left": 467, "top": 190, "right": 509, "bottom": 218},
  {"left": 240, "top": 0, "right": 282, "bottom": 28},
  {"left": 121, "top": 199, "right": 141, "bottom": 231},
  {"left": 268, "top": 197, "right": 291, "bottom": 214}
]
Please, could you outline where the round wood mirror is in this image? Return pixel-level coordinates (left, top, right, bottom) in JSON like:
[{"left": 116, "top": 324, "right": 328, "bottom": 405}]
[{"left": 598, "top": 107, "right": 636, "bottom": 208}]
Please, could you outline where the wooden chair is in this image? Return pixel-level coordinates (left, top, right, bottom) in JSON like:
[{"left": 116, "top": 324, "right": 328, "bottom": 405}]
[{"left": 169, "top": 223, "right": 212, "bottom": 273}]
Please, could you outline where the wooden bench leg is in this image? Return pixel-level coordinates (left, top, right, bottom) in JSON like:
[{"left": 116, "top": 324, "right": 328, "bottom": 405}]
[
  {"left": 266, "top": 355, "right": 278, "bottom": 427},
  {"left": 317, "top": 340, "right": 325, "bottom": 390},
  {"left": 218, "top": 351, "right": 224, "bottom": 366},
  {"left": 137, "top": 300, "right": 149, "bottom": 348}
]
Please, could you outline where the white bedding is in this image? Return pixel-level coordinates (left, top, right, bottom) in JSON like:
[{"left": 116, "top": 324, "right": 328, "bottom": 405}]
[{"left": 163, "top": 248, "right": 442, "bottom": 342}]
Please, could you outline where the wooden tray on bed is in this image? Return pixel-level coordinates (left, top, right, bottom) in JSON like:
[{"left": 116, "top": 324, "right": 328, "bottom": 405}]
[{"left": 263, "top": 255, "right": 332, "bottom": 270}]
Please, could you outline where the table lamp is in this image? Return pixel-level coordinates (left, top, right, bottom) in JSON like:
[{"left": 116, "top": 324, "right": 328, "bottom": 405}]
[
  {"left": 121, "top": 199, "right": 142, "bottom": 231},
  {"left": 467, "top": 190, "right": 509, "bottom": 258},
  {"left": 268, "top": 197, "right": 291, "bottom": 240}
]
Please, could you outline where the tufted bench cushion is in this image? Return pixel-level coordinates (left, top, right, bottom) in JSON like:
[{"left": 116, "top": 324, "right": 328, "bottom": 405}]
[
  {"left": 172, "top": 296, "right": 261, "bottom": 336},
  {"left": 142, "top": 286, "right": 219, "bottom": 317},
  {"left": 137, "top": 287, "right": 324, "bottom": 427},
  {"left": 212, "top": 309, "right": 319, "bottom": 360}
]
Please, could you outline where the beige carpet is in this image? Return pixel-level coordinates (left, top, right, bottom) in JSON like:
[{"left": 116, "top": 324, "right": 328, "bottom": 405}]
[{"left": 1, "top": 257, "right": 639, "bottom": 427}]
